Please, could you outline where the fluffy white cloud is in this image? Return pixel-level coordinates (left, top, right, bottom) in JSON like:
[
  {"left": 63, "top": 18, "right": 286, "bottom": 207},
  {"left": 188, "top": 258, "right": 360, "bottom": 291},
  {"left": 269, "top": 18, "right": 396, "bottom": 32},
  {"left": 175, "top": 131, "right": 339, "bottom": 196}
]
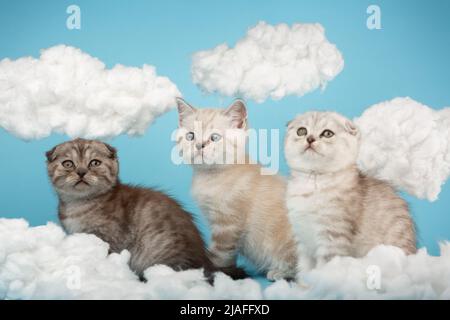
[
  {"left": 1, "top": 218, "right": 449, "bottom": 300},
  {"left": 191, "top": 21, "right": 344, "bottom": 103},
  {"left": 356, "top": 97, "right": 450, "bottom": 201},
  {"left": 0, "top": 45, "right": 181, "bottom": 140}
]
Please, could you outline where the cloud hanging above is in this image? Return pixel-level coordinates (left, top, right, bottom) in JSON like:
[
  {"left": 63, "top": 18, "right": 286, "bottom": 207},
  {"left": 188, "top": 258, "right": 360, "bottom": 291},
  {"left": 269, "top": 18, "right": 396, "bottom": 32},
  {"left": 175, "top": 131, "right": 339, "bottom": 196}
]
[
  {"left": 355, "top": 97, "right": 450, "bottom": 201},
  {"left": 191, "top": 21, "right": 344, "bottom": 103},
  {"left": 0, "top": 45, "right": 181, "bottom": 140},
  {"left": 1, "top": 218, "right": 450, "bottom": 300}
]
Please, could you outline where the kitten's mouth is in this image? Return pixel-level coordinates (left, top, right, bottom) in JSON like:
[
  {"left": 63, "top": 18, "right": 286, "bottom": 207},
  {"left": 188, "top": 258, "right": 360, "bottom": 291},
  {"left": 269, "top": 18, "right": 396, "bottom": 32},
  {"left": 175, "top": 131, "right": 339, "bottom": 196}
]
[
  {"left": 304, "top": 146, "right": 321, "bottom": 155},
  {"left": 191, "top": 152, "right": 206, "bottom": 164},
  {"left": 74, "top": 180, "right": 90, "bottom": 187},
  {"left": 195, "top": 150, "right": 205, "bottom": 159}
]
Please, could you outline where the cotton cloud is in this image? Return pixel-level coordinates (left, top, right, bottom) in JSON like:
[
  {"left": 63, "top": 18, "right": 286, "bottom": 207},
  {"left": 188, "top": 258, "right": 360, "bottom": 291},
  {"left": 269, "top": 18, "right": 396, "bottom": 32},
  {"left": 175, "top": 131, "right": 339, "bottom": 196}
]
[
  {"left": 1, "top": 218, "right": 449, "bottom": 300},
  {"left": 0, "top": 45, "right": 180, "bottom": 140},
  {"left": 355, "top": 97, "right": 450, "bottom": 201},
  {"left": 191, "top": 21, "right": 344, "bottom": 103}
]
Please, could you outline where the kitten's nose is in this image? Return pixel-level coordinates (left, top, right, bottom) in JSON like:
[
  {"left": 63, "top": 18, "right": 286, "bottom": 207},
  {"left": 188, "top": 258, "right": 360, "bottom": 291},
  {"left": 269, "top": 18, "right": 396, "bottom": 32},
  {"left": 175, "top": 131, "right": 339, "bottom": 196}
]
[
  {"left": 196, "top": 143, "right": 206, "bottom": 150},
  {"left": 77, "top": 168, "right": 88, "bottom": 178},
  {"left": 307, "top": 136, "right": 316, "bottom": 144}
]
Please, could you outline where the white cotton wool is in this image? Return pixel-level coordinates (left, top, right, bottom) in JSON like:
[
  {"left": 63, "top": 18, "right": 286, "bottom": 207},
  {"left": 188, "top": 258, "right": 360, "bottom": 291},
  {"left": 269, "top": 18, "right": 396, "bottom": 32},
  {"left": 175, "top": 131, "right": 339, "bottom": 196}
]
[
  {"left": 191, "top": 21, "right": 344, "bottom": 103},
  {"left": 1, "top": 218, "right": 450, "bottom": 299},
  {"left": 355, "top": 97, "right": 450, "bottom": 201},
  {"left": 0, "top": 45, "right": 181, "bottom": 140}
]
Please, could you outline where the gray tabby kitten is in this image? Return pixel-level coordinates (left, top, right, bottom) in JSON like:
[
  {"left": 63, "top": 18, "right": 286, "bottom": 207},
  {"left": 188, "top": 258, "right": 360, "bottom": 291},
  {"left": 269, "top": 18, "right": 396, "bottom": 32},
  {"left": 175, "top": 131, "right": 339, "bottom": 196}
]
[
  {"left": 285, "top": 111, "right": 416, "bottom": 273},
  {"left": 46, "top": 138, "right": 246, "bottom": 280}
]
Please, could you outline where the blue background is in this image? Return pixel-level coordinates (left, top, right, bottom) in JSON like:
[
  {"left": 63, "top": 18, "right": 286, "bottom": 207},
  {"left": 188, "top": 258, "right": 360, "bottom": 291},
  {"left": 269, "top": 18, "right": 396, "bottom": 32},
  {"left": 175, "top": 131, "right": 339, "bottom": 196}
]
[{"left": 0, "top": 0, "right": 449, "bottom": 271}]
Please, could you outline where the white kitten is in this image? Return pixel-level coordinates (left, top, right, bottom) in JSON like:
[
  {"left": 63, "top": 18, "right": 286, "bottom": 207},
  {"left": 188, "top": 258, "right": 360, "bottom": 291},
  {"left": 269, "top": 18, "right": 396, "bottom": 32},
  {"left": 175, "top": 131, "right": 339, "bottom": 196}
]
[{"left": 285, "top": 111, "right": 416, "bottom": 273}]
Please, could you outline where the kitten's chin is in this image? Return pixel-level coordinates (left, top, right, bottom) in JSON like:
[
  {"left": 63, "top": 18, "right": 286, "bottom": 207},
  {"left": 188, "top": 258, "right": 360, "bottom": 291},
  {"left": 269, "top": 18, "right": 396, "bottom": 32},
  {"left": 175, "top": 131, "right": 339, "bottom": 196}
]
[
  {"left": 287, "top": 156, "right": 330, "bottom": 174},
  {"left": 73, "top": 181, "right": 90, "bottom": 188},
  {"left": 56, "top": 184, "right": 115, "bottom": 202},
  {"left": 57, "top": 189, "right": 90, "bottom": 202},
  {"left": 290, "top": 159, "right": 357, "bottom": 175},
  {"left": 187, "top": 154, "right": 223, "bottom": 166}
]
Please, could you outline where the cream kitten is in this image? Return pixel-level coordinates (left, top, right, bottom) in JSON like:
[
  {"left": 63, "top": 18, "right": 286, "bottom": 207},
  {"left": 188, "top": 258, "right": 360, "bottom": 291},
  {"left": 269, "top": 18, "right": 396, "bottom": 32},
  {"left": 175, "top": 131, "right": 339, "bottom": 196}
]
[
  {"left": 175, "top": 98, "right": 297, "bottom": 280},
  {"left": 284, "top": 111, "right": 416, "bottom": 273}
]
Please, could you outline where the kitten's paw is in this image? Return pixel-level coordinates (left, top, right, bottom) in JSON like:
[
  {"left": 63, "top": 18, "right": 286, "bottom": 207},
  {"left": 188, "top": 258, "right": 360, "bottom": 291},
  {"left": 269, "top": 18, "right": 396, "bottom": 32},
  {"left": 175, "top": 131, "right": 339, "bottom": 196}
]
[
  {"left": 267, "top": 269, "right": 295, "bottom": 281},
  {"left": 295, "top": 276, "right": 310, "bottom": 289}
]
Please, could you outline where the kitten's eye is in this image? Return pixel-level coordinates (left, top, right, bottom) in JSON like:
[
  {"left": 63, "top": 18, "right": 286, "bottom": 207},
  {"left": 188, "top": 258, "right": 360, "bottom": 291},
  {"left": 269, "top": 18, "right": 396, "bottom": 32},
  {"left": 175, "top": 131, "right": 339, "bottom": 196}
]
[
  {"left": 210, "top": 133, "right": 222, "bottom": 142},
  {"left": 186, "top": 132, "right": 195, "bottom": 141},
  {"left": 321, "top": 130, "right": 335, "bottom": 138},
  {"left": 62, "top": 160, "right": 74, "bottom": 169},
  {"left": 89, "top": 159, "right": 102, "bottom": 168},
  {"left": 297, "top": 127, "right": 307, "bottom": 136}
]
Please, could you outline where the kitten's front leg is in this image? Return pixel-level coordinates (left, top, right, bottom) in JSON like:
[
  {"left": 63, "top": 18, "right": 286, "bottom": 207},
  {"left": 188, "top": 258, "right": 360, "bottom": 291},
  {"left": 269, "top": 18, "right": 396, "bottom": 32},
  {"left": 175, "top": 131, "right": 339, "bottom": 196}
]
[
  {"left": 292, "top": 243, "right": 315, "bottom": 282},
  {"left": 298, "top": 251, "right": 315, "bottom": 273},
  {"left": 315, "top": 230, "right": 352, "bottom": 268},
  {"left": 208, "top": 224, "right": 243, "bottom": 268},
  {"left": 290, "top": 246, "right": 315, "bottom": 287}
]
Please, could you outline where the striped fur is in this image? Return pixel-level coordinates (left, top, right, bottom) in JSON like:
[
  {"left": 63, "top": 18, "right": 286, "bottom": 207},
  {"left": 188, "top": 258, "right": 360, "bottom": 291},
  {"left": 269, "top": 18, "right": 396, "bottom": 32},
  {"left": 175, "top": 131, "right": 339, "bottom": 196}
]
[
  {"left": 285, "top": 112, "right": 417, "bottom": 274},
  {"left": 46, "top": 139, "right": 247, "bottom": 280}
]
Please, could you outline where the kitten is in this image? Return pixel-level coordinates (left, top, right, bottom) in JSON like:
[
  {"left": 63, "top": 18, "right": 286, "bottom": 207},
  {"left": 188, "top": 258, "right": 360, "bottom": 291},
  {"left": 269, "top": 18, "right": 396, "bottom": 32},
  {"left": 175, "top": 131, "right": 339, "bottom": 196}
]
[
  {"left": 284, "top": 111, "right": 416, "bottom": 272},
  {"left": 46, "top": 138, "right": 246, "bottom": 280},
  {"left": 175, "top": 98, "right": 297, "bottom": 281}
]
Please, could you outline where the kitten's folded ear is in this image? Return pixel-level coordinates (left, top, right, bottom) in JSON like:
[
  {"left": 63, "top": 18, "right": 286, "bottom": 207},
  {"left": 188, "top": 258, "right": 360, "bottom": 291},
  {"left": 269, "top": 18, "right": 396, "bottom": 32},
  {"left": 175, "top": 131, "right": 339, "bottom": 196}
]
[
  {"left": 345, "top": 120, "right": 359, "bottom": 136},
  {"left": 103, "top": 143, "right": 118, "bottom": 159},
  {"left": 176, "top": 97, "right": 196, "bottom": 126},
  {"left": 45, "top": 147, "right": 57, "bottom": 162},
  {"left": 224, "top": 99, "right": 247, "bottom": 129}
]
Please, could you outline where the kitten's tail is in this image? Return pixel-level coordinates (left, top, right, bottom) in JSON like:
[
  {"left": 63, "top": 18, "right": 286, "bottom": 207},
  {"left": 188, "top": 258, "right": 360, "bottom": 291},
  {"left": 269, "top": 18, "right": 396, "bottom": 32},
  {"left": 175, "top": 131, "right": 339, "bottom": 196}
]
[
  {"left": 204, "top": 265, "right": 248, "bottom": 283},
  {"left": 214, "top": 266, "right": 248, "bottom": 280}
]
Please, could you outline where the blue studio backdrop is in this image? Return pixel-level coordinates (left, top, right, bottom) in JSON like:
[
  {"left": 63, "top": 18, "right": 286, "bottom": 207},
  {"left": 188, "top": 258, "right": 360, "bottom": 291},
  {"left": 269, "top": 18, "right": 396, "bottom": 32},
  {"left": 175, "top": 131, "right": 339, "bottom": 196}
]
[{"left": 0, "top": 0, "right": 449, "bottom": 271}]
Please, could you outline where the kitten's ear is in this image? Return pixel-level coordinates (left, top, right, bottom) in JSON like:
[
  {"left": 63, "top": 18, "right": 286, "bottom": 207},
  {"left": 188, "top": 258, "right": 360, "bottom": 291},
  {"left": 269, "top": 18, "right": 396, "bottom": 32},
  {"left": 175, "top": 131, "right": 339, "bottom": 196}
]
[
  {"left": 45, "top": 147, "right": 57, "bottom": 162},
  {"left": 345, "top": 120, "right": 358, "bottom": 136},
  {"left": 103, "top": 143, "right": 117, "bottom": 159},
  {"left": 176, "top": 97, "right": 196, "bottom": 126},
  {"left": 224, "top": 99, "right": 247, "bottom": 129}
]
